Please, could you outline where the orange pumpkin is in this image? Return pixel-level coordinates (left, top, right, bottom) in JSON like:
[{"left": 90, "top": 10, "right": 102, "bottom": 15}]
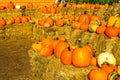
[
  {"left": 38, "top": 19, "right": 45, "bottom": 26},
  {"left": 21, "top": 16, "right": 29, "bottom": 23},
  {"left": 83, "top": 44, "right": 93, "bottom": 57},
  {"left": 41, "top": 6, "right": 48, "bottom": 14},
  {"left": 95, "top": 3, "right": 100, "bottom": 9},
  {"left": 60, "top": 46, "right": 73, "bottom": 65},
  {"left": 117, "top": 76, "right": 120, "bottom": 80},
  {"left": 66, "top": 3, "right": 71, "bottom": 8},
  {"left": 96, "top": 26, "right": 106, "bottom": 34},
  {"left": 100, "top": 63, "right": 117, "bottom": 74},
  {"left": 105, "top": 27, "right": 119, "bottom": 37},
  {"left": 54, "top": 40, "right": 69, "bottom": 58},
  {"left": 7, "top": 1, "right": 15, "bottom": 9},
  {"left": 41, "top": 38, "right": 54, "bottom": 48},
  {"left": 71, "top": 21, "right": 81, "bottom": 29},
  {"left": 0, "top": 19, "right": 6, "bottom": 26},
  {"left": 71, "top": 3, "right": 77, "bottom": 8},
  {"left": 27, "top": 2, "right": 33, "bottom": 8},
  {"left": 14, "top": 16, "right": 21, "bottom": 23},
  {"left": 90, "top": 15, "right": 101, "bottom": 21},
  {"left": 88, "top": 69, "right": 108, "bottom": 80},
  {"left": 55, "top": 18, "right": 64, "bottom": 27},
  {"left": 40, "top": 45, "right": 54, "bottom": 57},
  {"left": 72, "top": 40, "right": 91, "bottom": 67},
  {"left": 45, "top": 17, "right": 54, "bottom": 26},
  {"left": 79, "top": 12, "right": 91, "bottom": 24}
]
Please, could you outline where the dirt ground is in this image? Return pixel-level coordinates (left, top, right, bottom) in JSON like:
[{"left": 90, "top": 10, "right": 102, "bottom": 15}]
[{"left": 0, "top": 39, "right": 34, "bottom": 80}]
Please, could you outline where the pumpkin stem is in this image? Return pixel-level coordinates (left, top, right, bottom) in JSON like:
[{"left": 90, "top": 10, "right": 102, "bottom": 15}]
[
  {"left": 84, "top": 10, "right": 87, "bottom": 14},
  {"left": 77, "top": 39, "right": 83, "bottom": 48},
  {"left": 112, "top": 20, "right": 117, "bottom": 27},
  {"left": 67, "top": 46, "right": 71, "bottom": 51}
]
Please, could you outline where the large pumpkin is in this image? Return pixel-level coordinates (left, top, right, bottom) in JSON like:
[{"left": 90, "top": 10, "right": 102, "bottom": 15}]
[{"left": 72, "top": 39, "right": 91, "bottom": 67}]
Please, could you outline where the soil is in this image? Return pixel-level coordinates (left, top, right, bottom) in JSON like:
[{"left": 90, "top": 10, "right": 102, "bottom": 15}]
[{"left": 0, "top": 39, "right": 34, "bottom": 80}]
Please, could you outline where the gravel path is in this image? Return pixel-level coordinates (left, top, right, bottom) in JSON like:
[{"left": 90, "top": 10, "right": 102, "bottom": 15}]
[{"left": 0, "top": 39, "right": 34, "bottom": 80}]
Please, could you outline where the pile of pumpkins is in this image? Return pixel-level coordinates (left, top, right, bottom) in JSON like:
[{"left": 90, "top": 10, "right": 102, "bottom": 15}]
[{"left": 32, "top": 36, "right": 120, "bottom": 80}]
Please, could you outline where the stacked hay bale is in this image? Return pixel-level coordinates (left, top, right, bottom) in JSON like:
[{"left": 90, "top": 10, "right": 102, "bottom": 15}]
[{"left": 0, "top": 27, "right": 5, "bottom": 40}]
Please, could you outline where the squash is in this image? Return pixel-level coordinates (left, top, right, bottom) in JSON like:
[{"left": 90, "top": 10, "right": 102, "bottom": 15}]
[
  {"left": 108, "top": 71, "right": 119, "bottom": 80},
  {"left": 97, "top": 52, "right": 116, "bottom": 67}
]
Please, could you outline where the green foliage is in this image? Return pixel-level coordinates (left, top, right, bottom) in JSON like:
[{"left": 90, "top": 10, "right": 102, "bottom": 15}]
[{"left": 65, "top": 0, "right": 119, "bottom": 4}]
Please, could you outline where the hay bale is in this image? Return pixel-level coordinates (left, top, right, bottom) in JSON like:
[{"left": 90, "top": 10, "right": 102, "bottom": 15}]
[
  {"left": 28, "top": 49, "right": 97, "bottom": 80},
  {"left": 0, "top": 27, "right": 5, "bottom": 40}
]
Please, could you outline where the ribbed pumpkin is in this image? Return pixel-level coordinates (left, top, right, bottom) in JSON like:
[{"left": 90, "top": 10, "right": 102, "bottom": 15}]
[
  {"left": 72, "top": 39, "right": 91, "bottom": 67},
  {"left": 107, "top": 16, "right": 120, "bottom": 28}
]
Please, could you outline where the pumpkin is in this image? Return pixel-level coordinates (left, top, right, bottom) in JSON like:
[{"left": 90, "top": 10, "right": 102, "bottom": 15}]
[
  {"left": 101, "top": 63, "right": 117, "bottom": 74},
  {"left": 41, "top": 6, "right": 48, "bottom": 14},
  {"left": 72, "top": 39, "right": 91, "bottom": 67},
  {"left": 90, "top": 15, "right": 101, "bottom": 21},
  {"left": 71, "top": 21, "right": 81, "bottom": 29},
  {"left": 27, "top": 2, "right": 33, "bottom": 8},
  {"left": 96, "top": 26, "right": 106, "bottom": 34},
  {"left": 71, "top": 3, "right": 77, "bottom": 8},
  {"left": 105, "top": 27, "right": 119, "bottom": 37},
  {"left": 14, "top": 16, "right": 21, "bottom": 23},
  {"left": 38, "top": 19, "right": 45, "bottom": 26},
  {"left": 54, "top": 40, "right": 69, "bottom": 58},
  {"left": 88, "top": 69, "right": 108, "bottom": 80},
  {"left": 6, "top": 18, "right": 15, "bottom": 25},
  {"left": 107, "top": 16, "right": 120, "bottom": 28},
  {"left": 48, "top": 7, "right": 57, "bottom": 14},
  {"left": 97, "top": 52, "right": 116, "bottom": 67},
  {"left": 91, "top": 4, "right": 95, "bottom": 9},
  {"left": 79, "top": 11, "right": 91, "bottom": 24},
  {"left": 40, "top": 45, "right": 54, "bottom": 57},
  {"left": 66, "top": 3, "right": 71, "bottom": 8},
  {"left": 85, "top": 3, "right": 91, "bottom": 9},
  {"left": 7, "top": 1, "right": 15, "bottom": 9},
  {"left": 0, "top": 19, "right": 6, "bottom": 26},
  {"left": 95, "top": 3, "right": 100, "bottom": 9},
  {"left": 45, "top": 17, "right": 54, "bottom": 26},
  {"left": 117, "top": 76, "right": 120, "bottom": 80},
  {"left": 21, "top": 16, "right": 29, "bottom": 23},
  {"left": 55, "top": 18, "right": 64, "bottom": 27},
  {"left": 60, "top": 46, "right": 73, "bottom": 65}
]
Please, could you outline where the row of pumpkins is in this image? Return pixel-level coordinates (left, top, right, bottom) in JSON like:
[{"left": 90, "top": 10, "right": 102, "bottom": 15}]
[
  {"left": 0, "top": 11, "right": 120, "bottom": 38},
  {"left": 0, "top": 1, "right": 109, "bottom": 10},
  {"left": 32, "top": 36, "right": 120, "bottom": 80}
]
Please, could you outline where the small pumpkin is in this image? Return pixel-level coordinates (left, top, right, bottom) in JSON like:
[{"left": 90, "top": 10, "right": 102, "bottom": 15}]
[
  {"left": 97, "top": 52, "right": 116, "bottom": 67},
  {"left": 14, "top": 16, "right": 21, "bottom": 23},
  {"left": 71, "top": 21, "right": 81, "bottom": 29},
  {"left": 21, "top": 16, "right": 29, "bottom": 23},
  {"left": 45, "top": 17, "right": 54, "bottom": 26},
  {"left": 0, "top": 19, "right": 6, "bottom": 26},
  {"left": 105, "top": 27, "right": 119, "bottom": 37},
  {"left": 55, "top": 18, "right": 64, "bottom": 27},
  {"left": 80, "top": 23, "right": 89, "bottom": 31},
  {"left": 27, "top": 2, "right": 33, "bottom": 8},
  {"left": 7, "top": 1, "right": 15, "bottom": 9},
  {"left": 96, "top": 26, "right": 106, "bottom": 34},
  {"left": 32, "top": 42, "right": 42, "bottom": 51},
  {"left": 88, "top": 69, "right": 108, "bottom": 80},
  {"left": 38, "top": 19, "right": 45, "bottom": 26}
]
